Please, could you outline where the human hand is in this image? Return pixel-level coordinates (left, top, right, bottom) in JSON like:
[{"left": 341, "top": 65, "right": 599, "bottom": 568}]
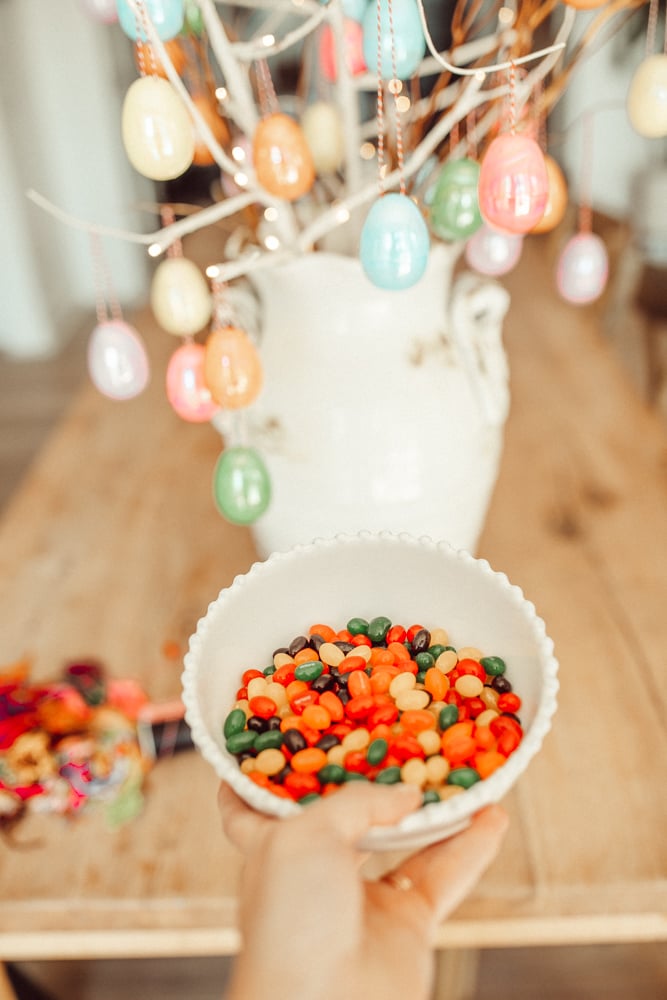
[{"left": 219, "top": 781, "right": 508, "bottom": 1000}]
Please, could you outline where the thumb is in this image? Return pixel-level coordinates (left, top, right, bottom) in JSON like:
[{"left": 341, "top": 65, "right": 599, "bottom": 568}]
[{"left": 302, "top": 781, "right": 422, "bottom": 847}]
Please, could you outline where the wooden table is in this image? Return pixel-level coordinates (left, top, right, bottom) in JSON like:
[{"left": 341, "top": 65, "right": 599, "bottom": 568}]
[{"left": 1, "top": 243, "right": 666, "bottom": 993}]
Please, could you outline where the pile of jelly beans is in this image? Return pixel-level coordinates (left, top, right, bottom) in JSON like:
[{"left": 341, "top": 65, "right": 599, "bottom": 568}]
[{"left": 222, "top": 616, "right": 524, "bottom": 806}]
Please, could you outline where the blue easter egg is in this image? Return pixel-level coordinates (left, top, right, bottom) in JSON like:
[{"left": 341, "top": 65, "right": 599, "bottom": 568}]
[
  {"left": 359, "top": 193, "right": 430, "bottom": 290},
  {"left": 341, "top": 0, "right": 369, "bottom": 21},
  {"left": 362, "top": 0, "right": 425, "bottom": 79},
  {"left": 116, "top": 0, "right": 184, "bottom": 41}
]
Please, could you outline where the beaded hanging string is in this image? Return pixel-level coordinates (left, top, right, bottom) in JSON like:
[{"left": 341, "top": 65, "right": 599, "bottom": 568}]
[
  {"left": 578, "top": 111, "right": 594, "bottom": 236},
  {"left": 134, "top": 0, "right": 158, "bottom": 77},
  {"left": 466, "top": 107, "right": 477, "bottom": 159},
  {"left": 646, "top": 0, "right": 660, "bottom": 56},
  {"left": 90, "top": 232, "right": 123, "bottom": 326},
  {"left": 374, "top": 0, "right": 407, "bottom": 196},
  {"left": 255, "top": 57, "right": 279, "bottom": 118}
]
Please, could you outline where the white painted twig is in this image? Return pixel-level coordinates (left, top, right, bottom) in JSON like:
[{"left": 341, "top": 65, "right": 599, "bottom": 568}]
[{"left": 232, "top": 7, "right": 327, "bottom": 60}]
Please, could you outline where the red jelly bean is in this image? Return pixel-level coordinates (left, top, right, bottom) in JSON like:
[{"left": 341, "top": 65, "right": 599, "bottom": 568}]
[
  {"left": 345, "top": 694, "right": 375, "bottom": 721},
  {"left": 235, "top": 686, "right": 248, "bottom": 701},
  {"left": 284, "top": 772, "right": 320, "bottom": 799},
  {"left": 291, "top": 689, "right": 320, "bottom": 714},
  {"left": 386, "top": 625, "right": 407, "bottom": 644},
  {"left": 497, "top": 692, "right": 522, "bottom": 714},
  {"left": 272, "top": 664, "right": 296, "bottom": 686},
  {"left": 242, "top": 669, "right": 264, "bottom": 685},
  {"left": 248, "top": 695, "right": 278, "bottom": 719},
  {"left": 497, "top": 728, "right": 521, "bottom": 756},
  {"left": 406, "top": 624, "right": 424, "bottom": 641},
  {"left": 338, "top": 654, "right": 367, "bottom": 674},
  {"left": 457, "top": 658, "right": 486, "bottom": 681},
  {"left": 391, "top": 734, "right": 425, "bottom": 761},
  {"left": 351, "top": 633, "right": 372, "bottom": 647},
  {"left": 343, "top": 750, "right": 369, "bottom": 774},
  {"left": 466, "top": 697, "right": 486, "bottom": 718},
  {"left": 367, "top": 703, "right": 399, "bottom": 728}
]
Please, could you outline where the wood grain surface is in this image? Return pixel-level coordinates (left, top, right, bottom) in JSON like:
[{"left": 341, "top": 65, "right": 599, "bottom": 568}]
[{"left": 0, "top": 238, "right": 665, "bottom": 959}]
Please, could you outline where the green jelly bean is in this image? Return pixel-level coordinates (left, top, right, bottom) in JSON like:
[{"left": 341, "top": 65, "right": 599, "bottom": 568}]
[
  {"left": 347, "top": 617, "right": 369, "bottom": 636},
  {"left": 447, "top": 767, "right": 482, "bottom": 789},
  {"left": 225, "top": 730, "right": 257, "bottom": 754},
  {"left": 343, "top": 771, "right": 368, "bottom": 782},
  {"left": 223, "top": 708, "right": 247, "bottom": 739},
  {"left": 439, "top": 704, "right": 459, "bottom": 730},
  {"left": 366, "top": 737, "right": 388, "bottom": 766},
  {"left": 427, "top": 644, "right": 447, "bottom": 659},
  {"left": 422, "top": 790, "right": 441, "bottom": 806},
  {"left": 480, "top": 655, "right": 506, "bottom": 676},
  {"left": 254, "top": 730, "right": 284, "bottom": 752},
  {"left": 416, "top": 670, "right": 427, "bottom": 684},
  {"left": 294, "top": 660, "right": 324, "bottom": 682},
  {"left": 415, "top": 651, "right": 435, "bottom": 670},
  {"left": 444, "top": 645, "right": 457, "bottom": 653},
  {"left": 300, "top": 793, "right": 321, "bottom": 805},
  {"left": 368, "top": 616, "right": 392, "bottom": 644},
  {"left": 375, "top": 765, "right": 402, "bottom": 785},
  {"left": 263, "top": 664, "right": 277, "bottom": 676},
  {"left": 318, "top": 763, "right": 346, "bottom": 784}
]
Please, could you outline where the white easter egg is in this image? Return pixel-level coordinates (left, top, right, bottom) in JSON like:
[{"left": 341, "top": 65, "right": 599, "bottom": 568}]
[
  {"left": 301, "top": 102, "right": 345, "bottom": 175},
  {"left": 627, "top": 54, "right": 667, "bottom": 139},
  {"left": 87, "top": 320, "right": 150, "bottom": 400},
  {"left": 150, "top": 257, "right": 212, "bottom": 335},
  {"left": 121, "top": 76, "right": 194, "bottom": 181}
]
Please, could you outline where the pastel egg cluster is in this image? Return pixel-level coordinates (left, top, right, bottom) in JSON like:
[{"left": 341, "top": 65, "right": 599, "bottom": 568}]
[{"left": 223, "top": 616, "right": 524, "bottom": 805}]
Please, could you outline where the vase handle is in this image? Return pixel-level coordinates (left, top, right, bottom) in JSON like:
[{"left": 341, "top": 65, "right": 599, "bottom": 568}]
[{"left": 448, "top": 272, "right": 511, "bottom": 427}]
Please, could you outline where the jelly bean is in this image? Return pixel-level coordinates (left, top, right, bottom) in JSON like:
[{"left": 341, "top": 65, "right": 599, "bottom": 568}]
[
  {"left": 416, "top": 670, "right": 427, "bottom": 685},
  {"left": 491, "top": 675, "right": 513, "bottom": 694},
  {"left": 425, "top": 754, "right": 450, "bottom": 785},
  {"left": 366, "top": 737, "right": 389, "bottom": 765},
  {"left": 263, "top": 664, "right": 277, "bottom": 676},
  {"left": 367, "top": 703, "right": 400, "bottom": 728},
  {"left": 368, "top": 616, "right": 392, "bottom": 644},
  {"left": 329, "top": 722, "right": 353, "bottom": 740},
  {"left": 344, "top": 750, "right": 370, "bottom": 774},
  {"left": 439, "top": 785, "right": 465, "bottom": 800},
  {"left": 247, "top": 677, "right": 268, "bottom": 701},
  {"left": 294, "top": 660, "right": 324, "bottom": 682},
  {"left": 369, "top": 647, "right": 396, "bottom": 667},
  {"left": 447, "top": 766, "right": 482, "bottom": 788},
  {"left": 457, "top": 658, "right": 486, "bottom": 681},
  {"left": 318, "top": 763, "right": 346, "bottom": 784},
  {"left": 284, "top": 772, "right": 321, "bottom": 798},
  {"left": 422, "top": 789, "right": 441, "bottom": 806},
  {"left": 427, "top": 644, "right": 446, "bottom": 660},
  {"left": 395, "top": 689, "right": 430, "bottom": 712},
  {"left": 400, "top": 709, "right": 437, "bottom": 734},
  {"left": 415, "top": 651, "right": 435, "bottom": 671},
  {"left": 310, "top": 635, "right": 325, "bottom": 654},
  {"left": 302, "top": 725, "right": 324, "bottom": 746},
  {"left": 351, "top": 633, "right": 372, "bottom": 648},
  {"left": 388, "top": 640, "right": 412, "bottom": 663},
  {"left": 475, "top": 709, "right": 499, "bottom": 729},
  {"left": 291, "top": 689, "right": 320, "bottom": 714},
  {"left": 243, "top": 668, "right": 264, "bottom": 685},
  {"left": 386, "top": 625, "right": 407, "bottom": 644},
  {"left": 339, "top": 654, "right": 368, "bottom": 674},
  {"left": 248, "top": 771, "right": 271, "bottom": 788},
  {"left": 249, "top": 695, "right": 278, "bottom": 719},
  {"left": 226, "top": 730, "right": 257, "bottom": 754},
  {"left": 497, "top": 692, "right": 522, "bottom": 714},
  {"left": 309, "top": 623, "right": 336, "bottom": 642},
  {"left": 327, "top": 744, "right": 347, "bottom": 767},
  {"left": 457, "top": 646, "right": 483, "bottom": 661},
  {"left": 455, "top": 674, "right": 484, "bottom": 699},
  {"left": 370, "top": 670, "right": 394, "bottom": 695},
  {"left": 410, "top": 628, "right": 431, "bottom": 654},
  {"left": 288, "top": 635, "right": 310, "bottom": 657},
  {"left": 341, "top": 727, "right": 371, "bottom": 752},
  {"left": 240, "top": 756, "right": 258, "bottom": 774},
  {"left": 223, "top": 707, "right": 246, "bottom": 739},
  {"left": 335, "top": 640, "right": 355, "bottom": 654},
  {"left": 406, "top": 624, "right": 424, "bottom": 641},
  {"left": 474, "top": 750, "right": 505, "bottom": 778},
  {"left": 319, "top": 641, "right": 345, "bottom": 667},
  {"left": 345, "top": 694, "right": 376, "bottom": 720},
  {"left": 293, "top": 647, "right": 320, "bottom": 666},
  {"left": 347, "top": 670, "right": 371, "bottom": 699},
  {"left": 392, "top": 733, "right": 425, "bottom": 761},
  {"left": 416, "top": 728, "right": 441, "bottom": 757},
  {"left": 268, "top": 784, "right": 295, "bottom": 799},
  {"left": 466, "top": 697, "right": 486, "bottom": 718},
  {"left": 375, "top": 765, "right": 402, "bottom": 784},
  {"left": 480, "top": 655, "right": 506, "bottom": 676},
  {"left": 480, "top": 686, "right": 500, "bottom": 710},
  {"left": 490, "top": 715, "right": 523, "bottom": 740},
  {"left": 291, "top": 747, "right": 328, "bottom": 773},
  {"left": 255, "top": 747, "right": 287, "bottom": 774},
  {"left": 439, "top": 704, "right": 459, "bottom": 730},
  {"left": 473, "top": 725, "right": 497, "bottom": 751},
  {"left": 389, "top": 671, "right": 416, "bottom": 698},
  {"left": 497, "top": 728, "right": 521, "bottom": 755},
  {"left": 310, "top": 674, "right": 335, "bottom": 694},
  {"left": 343, "top": 770, "right": 368, "bottom": 782},
  {"left": 352, "top": 643, "right": 372, "bottom": 661},
  {"left": 429, "top": 627, "right": 449, "bottom": 646},
  {"left": 318, "top": 690, "right": 345, "bottom": 722},
  {"left": 424, "top": 667, "right": 449, "bottom": 701},
  {"left": 435, "top": 650, "right": 458, "bottom": 674},
  {"left": 272, "top": 645, "right": 289, "bottom": 657},
  {"left": 401, "top": 757, "right": 428, "bottom": 787},
  {"left": 282, "top": 728, "right": 308, "bottom": 754},
  {"left": 273, "top": 663, "right": 296, "bottom": 685},
  {"left": 247, "top": 715, "right": 269, "bottom": 734},
  {"left": 266, "top": 716, "right": 282, "bottom": 731},
  {"left": 441, "top": 733, "right": 476, "bottom": 766},
  {"left": 347, "top": 616, "right": 369, "bottom": 635},
  {"left": 301, "top": 704, "right": 331, "bottom": 730},
  {"left": 315, "top": 732, "right": 340, "bottom": 752}
]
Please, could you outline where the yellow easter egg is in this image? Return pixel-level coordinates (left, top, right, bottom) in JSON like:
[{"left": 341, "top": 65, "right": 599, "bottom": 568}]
[
  {"left": 121, "top": 76, "right": 194, "bottom": 181},
  {"left": 301, "top": 101, "right": 345, "bottom": 175},
  {"left": 150, "top": 257, "right": 212, "bottom": 335}
]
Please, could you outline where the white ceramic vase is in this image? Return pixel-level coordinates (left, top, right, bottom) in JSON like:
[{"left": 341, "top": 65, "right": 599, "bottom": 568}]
[{"left": 219, "top": 245, "right": 511, "bottom": 558}]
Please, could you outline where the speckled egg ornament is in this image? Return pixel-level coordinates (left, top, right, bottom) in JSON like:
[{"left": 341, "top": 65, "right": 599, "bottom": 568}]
[
  {"left": 87, "top": 320, "right": 150, "bottom": 400},
  {"left": 478, "top": 134, "right": 549, "bottom": 234},
  {"left": 465, "top": 223, "right": 523, "bottom": 277},
  {"left": 429, "top": 158, "right": 483, "bottom": 242},
  {"left": 213, "top": 447, "right": 271, "bottom": 525},
  {"left": 556, "top": 233, "right": 609, "bottom": 305},
  {"left": 166, "top": 342, "right": 219, "bottom": 422},
  {"left": 359, "top": 194, "right": 430, "bottom": 290},
  {"left": 116, "top": 0, "right": 184, "bottom": 41}
]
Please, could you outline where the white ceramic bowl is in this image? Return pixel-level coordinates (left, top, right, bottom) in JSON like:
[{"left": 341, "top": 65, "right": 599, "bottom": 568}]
[{"left": 182, "top": 532, "right": 559, "bottom": 851}]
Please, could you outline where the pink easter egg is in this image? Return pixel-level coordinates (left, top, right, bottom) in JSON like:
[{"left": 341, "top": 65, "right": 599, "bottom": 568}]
[
  {"left": 478, "top": 134, "right": 549, "bottom": 234},
  {"left": 464, "top": 223, "right": 523, "bottom": 276},
  {"left": 319, "top": 19, "right": 366, "bottom": 83},
  {"left": 166, "top": 342, "right": 220, "bottom": 422},
  {"left": 556, "top": 232, "right": 609, "bottom": 305}
]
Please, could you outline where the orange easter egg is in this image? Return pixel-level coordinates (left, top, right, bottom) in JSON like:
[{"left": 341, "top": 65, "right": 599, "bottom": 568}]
[
  {"left": 204, "top": 326, "right": 263, "bottom": 409},
  {"left": 133, "top": 38, "right": 187, "bottom": 79},
  {"left": 192, "top": 94, "right": 231, "bottom": 165},
  {"left": 252, "top": 113, "right": 315, "bottom": 201},
  {"left": 531, "top": 155, "right": 568, "bottom": 234},
  {"left": 561, "top": 0, "right": 608, "bottom": 8}
]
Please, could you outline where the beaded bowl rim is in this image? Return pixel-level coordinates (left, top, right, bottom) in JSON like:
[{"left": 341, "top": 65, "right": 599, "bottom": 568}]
[{"left": 181, "top": 531, "right": 559, "bottom": 849}]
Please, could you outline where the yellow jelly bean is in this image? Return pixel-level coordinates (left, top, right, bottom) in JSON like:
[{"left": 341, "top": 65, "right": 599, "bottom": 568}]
[
  {"left": 429, "top": 627, "right": 449, "bottom": 646},
  {"left": 319, "top": 642, "right": 346, "bottom": 666},
  {"left": 389, "top": 672, "right": 417, "bottom": 698},
  {"left": 247, "top": 676, "right": 268, "bottom": 700},
  {"left": 435, "top": 650, "right": 458, "bottom": 674},
  {"left": 401, "top": 757, "right": 428, "bottom": 787},
  {"left": 395, "top": 689, "right": 430, "bottom": 712},
  {"left": 342, "top": 728, "right": 370, "bottom": 752},
  {"left": 240, "top": 756, "right": 258, "bottom": 774},
  {"left": 475, "top": 708, "right": 500, "bottom": 728},
  {"left": 327, "top": 744, "right": 347, "bottom": 767},
  {"left": 480, "top": 686, "right": 500, "bottom": 710},
  {"left": 417, "top": 729, "right": 441, "bottom": 756},
  {"left": 438, "top": 784, "right": 464, "bottom": 801},
  {"left": 255, "top": 748, "right": 287, "bottom": 776},
  {"left": 457, "top": 646, "right": 483, "bottom": 661},
  {"left": 265, "top": 682, "right": 288, "bottom": 708},
  {"left": 455, "top": 675, "right": 484, "bottom": 698},
  {"left": 273, "top": 651, "right": 295, "bottom": 668},
  {"left": 425, "top": 754, "right": 450, "bottom": 785}
]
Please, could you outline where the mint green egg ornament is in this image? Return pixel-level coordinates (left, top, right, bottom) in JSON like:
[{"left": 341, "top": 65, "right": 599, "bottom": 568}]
[
  {"left": 429, "top": 158, "right": 483, "bottom": 242},
  {"left": 359, "top": 193, "right": 429, "bottom": 290},
  {"left": 213, "top": 447, "right": 271, "bottom": 525}
]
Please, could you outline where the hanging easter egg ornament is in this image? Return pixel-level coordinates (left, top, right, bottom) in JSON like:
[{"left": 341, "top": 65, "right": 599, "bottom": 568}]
[
  {"left": 253, "top": 113, "right": 315, "bottom": 201},
  {"left": 362, "top": 0, "right": 425, "bottom": 78},
  {"left": 429, "top": 158, "right": 483, "bottom": 242},
  {"left": 87, "top": 320, "right": 150, "bottom": 400},
  {"left": 183, "top": 0, "right": 204, "bottom": 35},
  {"left": 478, "top": 133, "right": 549, "bottom": 234},
  {"left": 465, "top": 223, "right": 523, "bottom": 277},
  {"left": 360, "top": 194, "right": 430, "bottom": 290},
  {"left": 213, "top": 447, "right": 271, "bottom": 525},
  {"left": 122, "top": 76, "right": 194, "bottom": 180},
  {"left": 342, "top": 0, "right": 369, "bottom": 20},
  {"left": 166, "top": 342, "right": 219, "bottom": 422},
  {"left": 81, "top": 0, "right": 118, "bottom": 22},
  {"left": 319, "top": 20, "right": 367, "bottom": 83},
  {"left": 531, "top": 154, "right": 568, "bottom": 235},
  {"left": 134, "top": 37, "right": 187, "bottom": 79},
  {"left": 151, "top": 257, "right": 212, "bottom": 335},
  {"left": 204, "top": 326, "right": 264, "bottom": 409},
  {"left": 301, "top": 102, "right": 345, "bottom": 174},
  {"left": 627, "top": 54, "right": 667, "bottom": 138},
  {"left": 561, "top": 0, "right": 613, "bottom": 7},
  {"left": 191, "top": 93, "right": 230, "bottom": 166},
  {"left": 116, "top": 0, "right": 184, "bottom": 41},
  {"left": 556, "top": 233, "right": 609, "bottom": 305}
]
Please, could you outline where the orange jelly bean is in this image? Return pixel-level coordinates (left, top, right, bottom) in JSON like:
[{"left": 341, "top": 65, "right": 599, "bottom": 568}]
[
  {"left": 319, "top": 690, "right": 345, "bottom": 722},
  {"left": 338, "top": 654, "right": 367, "bottom": 674},
  {"left": 474, "top": 750, "right": 506, "bottom": 778},
  {"left": 399, "top": 709, "right": 437, "bottom": 734},
  {"left": 290, "top": 747, "right": 328, "bottom": 773},
  {"left": 309, "top": 623, "right": 336, "bottom": 642},
  {"left": 348, "top": 669, "right": 372, "bottom": 698},
  {"left": 301, "top": 704, "right": 331, "bottom": 730},
  {"left": 424, "top": 667, "right": 449, "bottom": 701}
]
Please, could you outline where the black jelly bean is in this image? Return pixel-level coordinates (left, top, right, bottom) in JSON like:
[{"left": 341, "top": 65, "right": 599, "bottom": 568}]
[
  {"left": 247, "top": 715, "right": 269, "bottom": 734},
  {"left": 367, "top": 616, "right": 392, "bottom": 644},
  {"left": 410, "top": 628, "right": 431, "bottom": 654},
  {"left": 288, "top": 635, "right": 309, "bottom": 657},
  {"left": 311, "top": 673, "right": 336, "bottom": 693},
  {"left": 272, "top": 646, "right": 289, "bottom": 658},
  {"left": 492, "top": 675, "right": 513, "bottom": 694},
  {"left": 315, "top": 733, "right": 341, "bottom": 752},
  {"left": 347, "top": 617, "right": 369, "bottom": 636},
  {"left": 283, "top": 729, "right": 308, "bottom": 754},
  {"left": 309, "top": 634, "right": 325, "bottom": 652},
  {"left": 273, "top": 766, "right": 291, "bottom": 784},
  {"left": 337, "top": 688, "right": 351, "bottom": 705},
  {"left": 334, "top": 641, "right": 355, "bottom": 654},
  {"left": 266, "top": 715, "right": 282, "bottom": 730}
]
